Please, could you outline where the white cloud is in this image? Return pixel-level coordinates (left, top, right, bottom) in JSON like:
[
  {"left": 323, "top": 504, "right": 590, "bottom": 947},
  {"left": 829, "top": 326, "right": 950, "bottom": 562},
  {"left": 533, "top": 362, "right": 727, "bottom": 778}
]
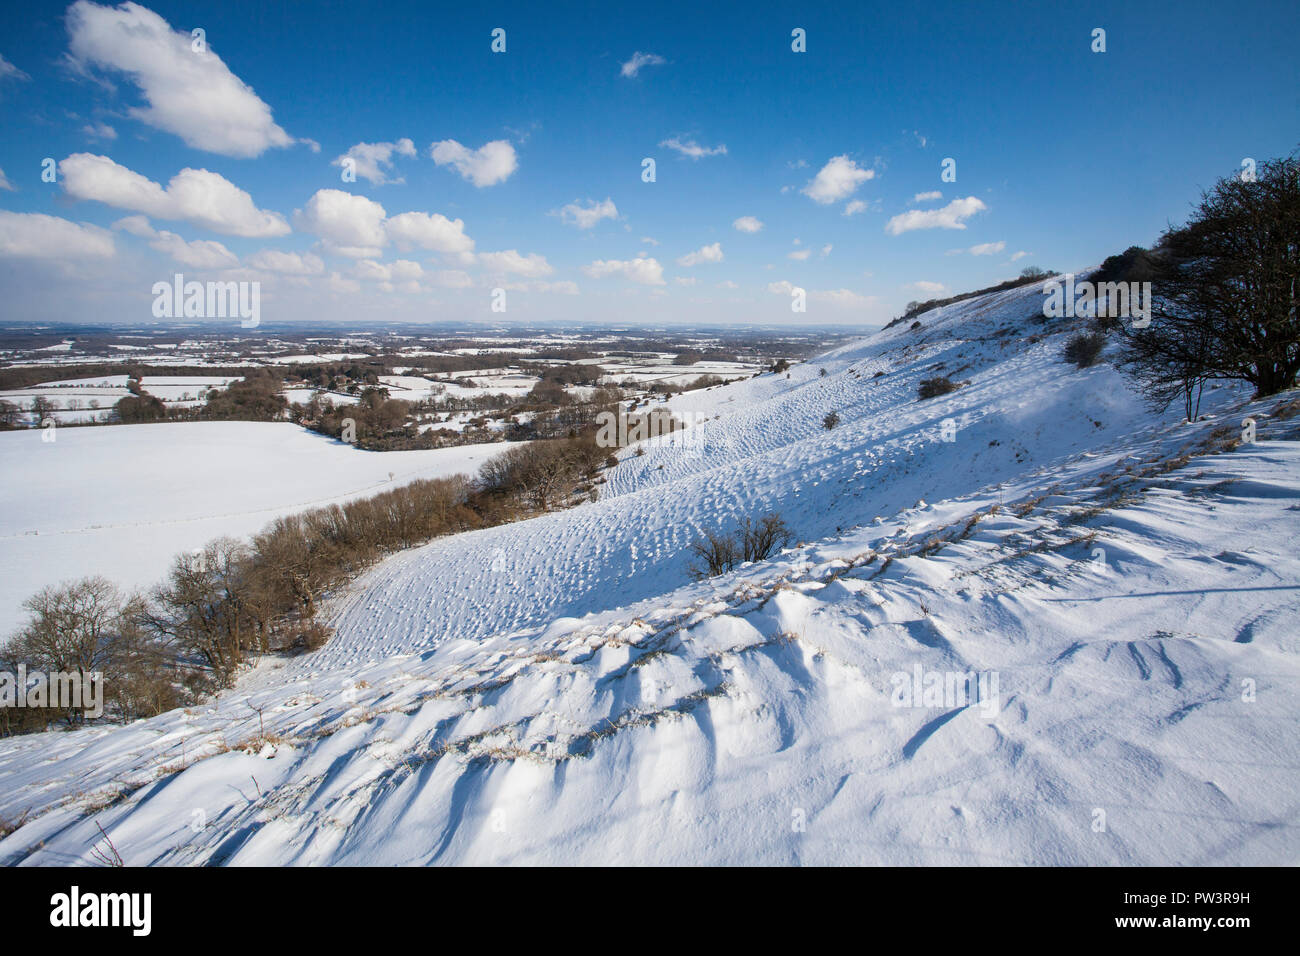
[
  {"left": 717, "top": 279, "right": 738, "bottom": 289},
  {"left": 843, "top": 200, "right": 869, "bottom": 216},
  {"left": 733, "top": 216, "right": 763, "bottom": 233},
  {"left": 802, "top": 155, "right": 874, "bottom": 205},
  {"left": 946, "top": 240, "right": 1007, "bottom": 256},
  {"left": 885, "top": 197, "right": 987, "bottom": 235},
  {"left": 788, "top": 248, "right": 811, "bottom": 261},
  {"left": 476, "top": 249, "right": 553, "bottom": 277},
  {"left": 246, "top": 249, "right": 324, "bottom": 275},
  {"left": 582, "top": 257, "right": 665, "bottom": 285},
  {"left": 676, "top": 242, "right": 723, "bottom": 266},
  {"left": 557, "top": 197, "right": 617, "bottom": 229},
  {"left": 384, "top": 210, "right": 474, "bottom": 257},
  {"left": 65, "top": 0, "right": 295, "bottom": 157},
  {"left": 674, "top": 277, "right": 697, "bottom": 286},
  {"left": 148, "top": 231, "right": 237, "bottom": 268},
  {"left": 640, "top": 236, "right": 659, "bottom": 246},
  {"left": 354, "top": 258, "right": 424, "bottom": 282},
  {"left": 0, "top": 210, "right": 114, "bottom": 258},
  {"left": 821, "top": 243, "right": 833, "bottom": 257},
  {"left": 912, "top": 191, "right": 942, "bottom": 203},
  {"left": 110, "top": 213, "right": 153, "bottom": 238},
  {"left": 0, "top": 54, "right": 30, "bottom": 82},
  {"left": 111, "top": 215, "right": 237, "bottom": 268},
  {"left": 353, "top": 259, "right": 385, "bottom": 281},
  {"left": 327, "top": 271, "right": 361, "bottom": 294},
  {"left": 1010, "top": 250, "right": 1030, "bottom": 261},
  {"left": 767, "top": 280, "right": 801, "bottom": 295},
  {"left": 429, "top": 139, "right": 517, "bottom": 187},
  {"left": 294, "top": 189, "right": 387, "bottom": 257},
  {"left": 333, "top": 138, "right": 416, "bottom": 185},
  {"left": 0, "top": 168, "right": 13, "bottom": 191},
  {"left": 59, "top": 153, "right": 290, "bottom": 237},
  {"left": 907, "top": 280, "right": 947, "bottom": 293},
  {"left": 660, "top": 137, "right": 726, "bottom": 159},
  {"left": 81, "top": 121, "right": 117, "bottom": 140},
  {"left": 620, "top": 52, "right": 665, "bottom": 77}
]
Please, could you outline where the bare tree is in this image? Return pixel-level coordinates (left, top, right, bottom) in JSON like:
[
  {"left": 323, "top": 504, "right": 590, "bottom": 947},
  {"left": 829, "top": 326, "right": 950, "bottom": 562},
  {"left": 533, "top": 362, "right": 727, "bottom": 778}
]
[{"left": 1119, "top": 154, "right": 1300, "bottom": 407}]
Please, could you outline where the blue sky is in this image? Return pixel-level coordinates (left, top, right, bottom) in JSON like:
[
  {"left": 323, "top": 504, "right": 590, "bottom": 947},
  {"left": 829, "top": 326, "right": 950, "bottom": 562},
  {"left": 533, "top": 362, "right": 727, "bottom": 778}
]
[{"left": 0, "top": 0, "right": 1296, "bottom": 328}]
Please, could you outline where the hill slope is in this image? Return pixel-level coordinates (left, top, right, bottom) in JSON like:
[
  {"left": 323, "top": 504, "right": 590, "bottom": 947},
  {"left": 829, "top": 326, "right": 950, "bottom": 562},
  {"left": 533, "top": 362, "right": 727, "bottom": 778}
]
[{"left": 2, "top": 281, "right": 1297, "bottom": 866}]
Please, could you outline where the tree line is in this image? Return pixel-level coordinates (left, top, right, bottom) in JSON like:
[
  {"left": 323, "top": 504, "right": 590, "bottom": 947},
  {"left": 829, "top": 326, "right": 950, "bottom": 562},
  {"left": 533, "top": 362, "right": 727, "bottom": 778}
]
[
  {"left": 1, "top": 433, "right": 611, "bottom": 735},
  {"left": 1111, "top": 154, "right": 1299, "bottom": 418}
]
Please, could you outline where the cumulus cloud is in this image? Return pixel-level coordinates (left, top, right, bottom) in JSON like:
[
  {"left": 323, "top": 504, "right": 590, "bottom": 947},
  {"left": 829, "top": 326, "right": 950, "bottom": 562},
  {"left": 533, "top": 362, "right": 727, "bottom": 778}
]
[
  {"left": 111, "top": 214, "right": 237, "bottom": 268},
  {"left": 82, "top": 121, "right": 117, "bottom": 140},
  {"left": 620, "top": 52, "right": 665, "bottom": 77},
  {"left": 294, "top": 189, "right": 387, "bottom": 257},
  {"left": 676, "top": 242, "right": 723, "bottom": 266},
  {"left": 59, "top": 153, "right": 290, "bottom": 237},
  {"left": 1010, "top": 250, "right": 1030, "bottom": 261},
  {"left": 476, "top": 249, "right": 553, "bottom": 278},
  {"left": 246, "top": 248, "right": 325, "bottom": 275},
  {"left": 557, "top": 197, "right": 617, "bottom": 229},
  {"left": 907, "top": 280, "right": 946, "bottom": 293},
  {"left": 293, "top": 193, "right": 477, "bottom": 261},
  {"left": 885, "top": 197, "right": 987, "bottom": 235},
  {"left": 660, "top": 137, "right": 726, "bottom": 159},
  {"left": 384, "top": 210, "right": 474, "bottom": 257},
  {"left": 64, "top": 0, "right": 296, "bottom": 157},
  {"left": 802, "top": 155, "right": 874, "bottom": 205},
  {"left": 788, "top": 248, "right": 811, "bottom": 261},
  {"left": 0, "top": 210, "right": 114, "bottom": 258},
  {"left": 582, "top": 257, "right": 665, "bottom": 285},
  {"left": 717, "top": 279, "right": 739, "bottom": 289},
  {"left": 353, "top": 258, "right": 423, "bottom": 282},
  {"left": 429, "top": 139, "right": 517, "bottom": 187},
  {"left": 843, "top": 200, "right": 869, "bottom": 216},
  {"left": 327, "top": 271, "right": 360, "bottom": 294},
  {"left": 0, "top": 168, "right": 13, "bottom": 191},
  {"left": 333, "top": 138, "right": 416, "bottom": 185},
  {"left": 733, "top": 216, "right": 763, "bottom": 233},
  {"left": 912, "top": 191, "right": 942, "bottom": 203}
]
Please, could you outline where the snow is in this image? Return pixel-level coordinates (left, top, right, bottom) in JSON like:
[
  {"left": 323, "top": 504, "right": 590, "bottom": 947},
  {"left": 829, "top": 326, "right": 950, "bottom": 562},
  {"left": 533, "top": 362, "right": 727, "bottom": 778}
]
[
  {"left": 0, "top": 376, "right": 242, "bottom": 423},
  {"left": 1, "top": 278, "right": 1297, "bottom": 866},
  {"left": 0, "top": 422, "right": 512, "bottom": 634}
]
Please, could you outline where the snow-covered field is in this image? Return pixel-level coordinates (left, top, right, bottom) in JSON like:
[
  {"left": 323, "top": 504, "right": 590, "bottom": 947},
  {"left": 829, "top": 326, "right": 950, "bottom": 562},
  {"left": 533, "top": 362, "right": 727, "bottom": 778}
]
[
  {"left": 0, "top": 423, "right": 510, "bottom": 634},
  {"left": 1, "top": 279, "right": 1297, "bottom": 866},
  {"left": 0, "top": 376, "right": 242, "bottom": 423}
]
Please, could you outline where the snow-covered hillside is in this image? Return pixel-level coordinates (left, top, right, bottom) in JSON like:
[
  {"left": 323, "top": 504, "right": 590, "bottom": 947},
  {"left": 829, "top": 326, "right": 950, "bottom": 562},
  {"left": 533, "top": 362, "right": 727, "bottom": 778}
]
[
  {"left": 0, "top": 423, "right": 511, "bottom": 634},
  {"left": 2, "top": 280, "right": 1297, "bottom": 866}
]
